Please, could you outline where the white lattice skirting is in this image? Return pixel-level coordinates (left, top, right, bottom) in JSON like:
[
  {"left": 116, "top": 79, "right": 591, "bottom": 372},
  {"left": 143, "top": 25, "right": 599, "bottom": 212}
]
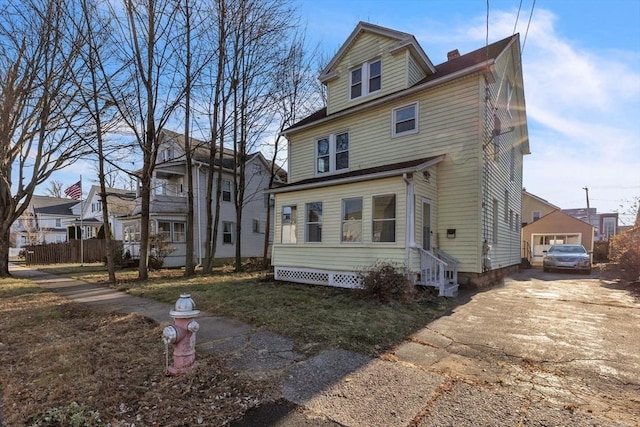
[{"left": 274, "top": 267, "right": 363, "bottom": 289}]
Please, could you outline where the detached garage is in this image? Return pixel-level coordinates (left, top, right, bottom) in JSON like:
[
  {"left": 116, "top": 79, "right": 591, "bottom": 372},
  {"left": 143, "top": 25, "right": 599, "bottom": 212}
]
[{"left": 522, "top": 210, "right": 595, "bottom": 266}]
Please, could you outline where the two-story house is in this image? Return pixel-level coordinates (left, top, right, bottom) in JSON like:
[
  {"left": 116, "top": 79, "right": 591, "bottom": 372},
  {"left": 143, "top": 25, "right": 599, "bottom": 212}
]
[
  {"left": 121, "top": 129, "right": 280, "bottom": 267},
  {"left": 11, "top": 196, "right": 80, "bottom": 253},
  {"left": 269, "top": 22, "right": 530, "bottom": 296},
  {"left": 81, "top": 185, "right": 137, "bottom": 240}
]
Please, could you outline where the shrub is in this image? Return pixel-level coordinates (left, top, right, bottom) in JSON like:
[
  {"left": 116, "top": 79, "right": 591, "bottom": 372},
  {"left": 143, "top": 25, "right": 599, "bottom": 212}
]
[
  {"left": 148, "top": 233, "right": 175, "bottom": 270},
  {"left": 359, "top": 261, "right": 415, "bottom": 303},
  {"left": 610, "top": 226, "right": 640, "bottom": 282}
]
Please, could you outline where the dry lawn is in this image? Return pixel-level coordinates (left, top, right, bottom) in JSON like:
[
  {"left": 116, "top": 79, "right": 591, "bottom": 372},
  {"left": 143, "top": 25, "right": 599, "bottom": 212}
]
[{"left": 0, "top": 279, "right": 275, "bottom": 426}]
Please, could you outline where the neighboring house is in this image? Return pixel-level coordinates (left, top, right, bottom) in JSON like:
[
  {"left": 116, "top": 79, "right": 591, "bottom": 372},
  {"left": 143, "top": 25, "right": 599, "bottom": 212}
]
[
  {"left": 269, "top": 22, "right": 530, "bottom": 295},
  {"left": 562, "top": 208, "right": 619, "bottom": 241},
  {"left": 79, "top": 185, "right": 137, "bottom": 240},
  {"left": 121, "top": 129, "right": 281, "bottom": 268},
  {"left": 521, "top": 190, "right": 560, "bottom": 226},
  {"left": 522, "top": 210, "right": 595, "bottom": 266},
  {"left": 11, "top": 196, "right": 80, "bottom": 251}
]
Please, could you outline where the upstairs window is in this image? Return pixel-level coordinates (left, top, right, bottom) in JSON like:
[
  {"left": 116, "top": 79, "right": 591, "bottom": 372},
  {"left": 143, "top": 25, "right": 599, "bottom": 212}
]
[
  {"left": 222, "top": 179, "right": 232, "bottom": 202},
  {"left": 349, "top": 59, "right": 381, "bottom": 100},
  {"left": 392, "top": 103, "right": 418, "bottom": 137},
  {"left": 316, "top": 132, "right": 349, "bottom": 175}
]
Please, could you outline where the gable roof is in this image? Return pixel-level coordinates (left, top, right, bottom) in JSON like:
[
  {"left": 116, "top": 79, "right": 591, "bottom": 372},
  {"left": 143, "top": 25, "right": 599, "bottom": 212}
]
[
  {"left": 523, "top": 209, "right": 596, "bottom": 230},
  {"left": 522, "top": 190, "right": 561, "bottom": 210},
  {"left": 287, "top": 34, "right": 518, "bottom": 134},
  {"left": 319, "top": 21, "right": 435, "bottom": 83},
  {"left": 30, "top": 195, "right": 79, "bottom": 216},
  {"left": 268, "top": 155, "right": 445, "bottom": 194}
]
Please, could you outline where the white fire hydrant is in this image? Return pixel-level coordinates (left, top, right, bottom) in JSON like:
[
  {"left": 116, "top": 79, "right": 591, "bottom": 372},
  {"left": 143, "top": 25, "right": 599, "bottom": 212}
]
[{"left": 162, "top": 293, "right": 200, "bottom": 375}]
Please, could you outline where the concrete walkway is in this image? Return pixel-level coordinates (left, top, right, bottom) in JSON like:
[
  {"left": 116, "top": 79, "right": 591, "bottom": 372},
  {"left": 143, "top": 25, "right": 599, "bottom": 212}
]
[{"left": 8, "top": 264, "right": 638, "bottom": 427}]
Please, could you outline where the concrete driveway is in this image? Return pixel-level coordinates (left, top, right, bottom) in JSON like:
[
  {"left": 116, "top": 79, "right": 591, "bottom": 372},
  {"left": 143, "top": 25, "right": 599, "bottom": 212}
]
[{"left": 390, "top": 268, "right": 640, "bottom": 426}]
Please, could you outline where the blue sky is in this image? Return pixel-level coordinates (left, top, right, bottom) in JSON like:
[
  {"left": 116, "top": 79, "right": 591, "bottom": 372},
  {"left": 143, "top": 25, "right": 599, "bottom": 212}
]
[{"left": 46, "top": 0, "right": 640, "bottom": 224}]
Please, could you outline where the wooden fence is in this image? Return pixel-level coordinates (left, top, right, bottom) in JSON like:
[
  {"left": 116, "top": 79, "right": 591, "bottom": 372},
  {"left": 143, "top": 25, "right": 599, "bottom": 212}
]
[{"left": 24, "top": 240, "right": 122, "bottom": 265}]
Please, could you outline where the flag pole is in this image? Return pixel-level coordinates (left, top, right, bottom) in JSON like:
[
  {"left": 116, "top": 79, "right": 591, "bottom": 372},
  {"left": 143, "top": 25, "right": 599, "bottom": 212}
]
[{"left": 80, "top": 175, "right": 84, "bottom": 267}]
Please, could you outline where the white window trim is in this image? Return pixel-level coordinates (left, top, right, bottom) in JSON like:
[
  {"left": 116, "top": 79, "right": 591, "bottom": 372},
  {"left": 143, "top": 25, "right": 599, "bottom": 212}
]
[
  {"left": 222, "top": 179, "right": 232, "bottom": 202},
  {"left": 532, "top": 210, "right": 541, "bottom": 222},
  {"left": 349, "top": 58, "right": 381, "bottom": 101},
  {"left": 391, "top": 102, "right": 419, "bottom": 138},
  {"left": 222, "top": 221, "right": 234, "bottom": 244},
  {"left": 315, "top": 132, "right": 349, "bottom": 176}
]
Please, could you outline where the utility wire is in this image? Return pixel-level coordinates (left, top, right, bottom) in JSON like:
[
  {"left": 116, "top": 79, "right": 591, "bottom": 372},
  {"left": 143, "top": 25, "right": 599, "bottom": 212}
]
[
  {"left": 522, "top": 0, "right": 536, "bottom": 54},
  {"left": 513, "top": 0, "right": 523, "bottom": 35}
]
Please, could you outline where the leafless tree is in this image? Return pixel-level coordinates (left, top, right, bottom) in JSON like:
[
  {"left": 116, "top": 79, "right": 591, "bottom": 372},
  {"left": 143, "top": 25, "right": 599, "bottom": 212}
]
[
  {"left": 44, "top": 180, "right": 65, "bottom": 198},
  {"left": 261, "top": 31, "right": 322, "bottom": 267},
  {"left": 227, "top": 0, "right": 296, "bottom": 271},
  {"left": 74, "top": 0, "right": 123, "bottom": 283},
  {"left": 0, "top": 0, "right": 93, "bottom": 277},
  {"left": 104, "top": 0, "right": 185, "bottom": 280}
]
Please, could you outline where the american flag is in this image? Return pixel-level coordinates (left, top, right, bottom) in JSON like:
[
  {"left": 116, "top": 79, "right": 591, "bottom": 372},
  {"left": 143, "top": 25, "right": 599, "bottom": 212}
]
[{"left": 64, "top": 181, "right": 82, "bottom": 200}]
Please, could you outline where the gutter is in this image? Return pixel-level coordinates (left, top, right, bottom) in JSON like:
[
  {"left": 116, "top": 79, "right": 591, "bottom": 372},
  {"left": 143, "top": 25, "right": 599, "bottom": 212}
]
[
  {"left": 282, "top": 60, "right": 496, "bottom": 137},
  {"left": 403, "top": 173, "right": 413, "bottom": 277}
]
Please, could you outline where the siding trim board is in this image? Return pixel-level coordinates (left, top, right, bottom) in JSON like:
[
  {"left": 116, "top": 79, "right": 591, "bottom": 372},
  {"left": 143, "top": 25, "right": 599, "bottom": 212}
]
[{"left": 268, "top": 155, "right": 445, "bottom": 194}]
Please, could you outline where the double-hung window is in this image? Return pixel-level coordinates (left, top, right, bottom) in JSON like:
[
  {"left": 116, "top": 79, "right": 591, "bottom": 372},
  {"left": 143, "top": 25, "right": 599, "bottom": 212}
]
[
  {"left": 342, "top": 198, "right": 362, "bottom": 242},
  {"left": 281, "top": 205, "right": 297, "bottom": 244},
  {"left": 392, "top": 102, "right": 418, "bottom": 137},
  {"left": 306, "top": 202, "right": 322, "bottom": 242},
  {"left": 222, "top": 179, "right": 232, "bottom": 202},
  {"left": 350, "top": 59, "right": 381, "bottom": 100},
  {"left": 223, "top": 221, "right": 234, "bottom": 244},
  {"left": 316, "top": 132, "right": 349, "bottom": 175},
  {"left": 372, "top": 194, "right": 396, "bottom": 242}
]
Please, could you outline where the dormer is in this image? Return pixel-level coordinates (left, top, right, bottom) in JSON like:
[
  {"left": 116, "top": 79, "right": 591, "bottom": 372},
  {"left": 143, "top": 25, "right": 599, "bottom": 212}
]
[{"left": 319, "top": 22, "right": 435, "bottom": 115}]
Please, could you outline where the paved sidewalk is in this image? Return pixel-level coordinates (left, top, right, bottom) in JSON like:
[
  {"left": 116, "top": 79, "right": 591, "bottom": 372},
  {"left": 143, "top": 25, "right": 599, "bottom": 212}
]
[{"left": 8, "top": 264, "right": 636, "bottom": 427}]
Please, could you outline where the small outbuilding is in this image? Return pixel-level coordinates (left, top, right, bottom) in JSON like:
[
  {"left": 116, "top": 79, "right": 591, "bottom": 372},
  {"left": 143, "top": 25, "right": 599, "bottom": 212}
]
[{"left": 522, "top": 210, "right": 595, "bottom": 266}]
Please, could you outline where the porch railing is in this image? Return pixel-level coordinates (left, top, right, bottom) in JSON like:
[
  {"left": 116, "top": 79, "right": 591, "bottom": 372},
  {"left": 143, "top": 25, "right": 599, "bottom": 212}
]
[{"left": 412, "top": 246, "right": 459, "bottom": 297}]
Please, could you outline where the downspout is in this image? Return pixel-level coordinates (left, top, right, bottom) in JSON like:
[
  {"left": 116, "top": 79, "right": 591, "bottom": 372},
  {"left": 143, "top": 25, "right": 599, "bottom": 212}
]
[
  {"left": 195, "top": 163, "right": 202, "bottom": 268},
  {"left": 403, "top": 173, "right": 414, "bottom": 277}
]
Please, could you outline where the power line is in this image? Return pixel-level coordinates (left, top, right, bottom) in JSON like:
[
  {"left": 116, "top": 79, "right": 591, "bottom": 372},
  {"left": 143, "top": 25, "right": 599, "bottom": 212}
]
[
  {"left": 521, "top": 0, "right": 536, "bottom": 54},
  {"left": 513, "top": 0, "right": 523, "bottom": 35}
]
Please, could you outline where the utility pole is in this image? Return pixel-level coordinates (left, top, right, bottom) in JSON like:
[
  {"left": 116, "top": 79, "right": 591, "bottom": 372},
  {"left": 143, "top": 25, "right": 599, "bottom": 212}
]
[{"left": 583, "top": 186, "right": 592, "bottom": 230}]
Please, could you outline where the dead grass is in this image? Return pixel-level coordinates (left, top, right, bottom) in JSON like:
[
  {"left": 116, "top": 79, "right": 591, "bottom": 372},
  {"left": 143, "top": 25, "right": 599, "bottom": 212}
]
[
  {"left": 0, "top": 277, "right": 275, "bottom": 426},
  {"left": 41, "top": 264, "right": 456, "bottom": 356}
]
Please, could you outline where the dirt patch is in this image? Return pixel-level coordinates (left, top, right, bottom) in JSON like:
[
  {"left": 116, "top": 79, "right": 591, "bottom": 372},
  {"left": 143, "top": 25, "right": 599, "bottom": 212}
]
[{"left": 0, "top": 291, "right": 276, "bottom": 426}]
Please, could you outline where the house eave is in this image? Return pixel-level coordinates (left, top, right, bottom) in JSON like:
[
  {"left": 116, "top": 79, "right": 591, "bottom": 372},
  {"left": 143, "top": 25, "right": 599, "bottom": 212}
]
[{"left": 267, "top": 155, "right": 445, "bottom": 194}]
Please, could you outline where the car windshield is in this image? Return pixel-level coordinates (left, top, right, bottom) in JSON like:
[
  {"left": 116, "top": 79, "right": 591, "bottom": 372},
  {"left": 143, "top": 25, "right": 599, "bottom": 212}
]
[{"left": 549, "top": 245, "right": 586, "bottom": 254}]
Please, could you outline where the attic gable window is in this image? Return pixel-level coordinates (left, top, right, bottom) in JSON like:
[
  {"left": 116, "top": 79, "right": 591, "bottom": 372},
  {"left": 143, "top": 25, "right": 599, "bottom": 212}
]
[
  {"left": 316, "top": 132, "right": 349, "bottom": 175},
  {"left": 349, "top": 59, "right": 381, "bottom": 100},
  {"left": 392, "top": 102, "right": 418, "bottom": 137}
]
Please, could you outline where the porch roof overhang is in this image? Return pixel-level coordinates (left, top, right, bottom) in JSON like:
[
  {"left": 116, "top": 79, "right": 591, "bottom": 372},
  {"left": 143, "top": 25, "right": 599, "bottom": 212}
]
[
  {"left": 266, "top": 155, "right": 445, "bottom": 194},
  {"left": 63, "top": 219, "right": 103, "bottom": 227}
]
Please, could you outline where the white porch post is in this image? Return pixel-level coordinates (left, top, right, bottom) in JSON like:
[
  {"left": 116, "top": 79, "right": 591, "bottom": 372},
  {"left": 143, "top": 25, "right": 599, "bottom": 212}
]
[{"left": 403, "top": 173, "right": 415, "bottom": 275}]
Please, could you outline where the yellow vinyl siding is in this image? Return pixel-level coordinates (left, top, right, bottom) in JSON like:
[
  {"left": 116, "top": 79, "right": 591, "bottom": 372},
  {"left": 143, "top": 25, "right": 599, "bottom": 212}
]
[
  {"left": 273, "top": 177, "right": 407, "bottom": 272},
  {"left": 326, "top": 32, "right": 410, "bottom": 115},
  {"left": 289, "top": 76, "right": 481, "bottom": 183},
  {"left": 474, "top": 43, "right": 524, "bottom": 271},
  {"left": 408, "top": 54, "right": 426, "bottom": 86}
]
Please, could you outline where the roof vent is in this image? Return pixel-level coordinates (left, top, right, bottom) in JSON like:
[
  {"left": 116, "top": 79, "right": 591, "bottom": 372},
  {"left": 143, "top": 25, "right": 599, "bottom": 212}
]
[{"left": 447, "top": 49, "right": 460, "bottom": 61}]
